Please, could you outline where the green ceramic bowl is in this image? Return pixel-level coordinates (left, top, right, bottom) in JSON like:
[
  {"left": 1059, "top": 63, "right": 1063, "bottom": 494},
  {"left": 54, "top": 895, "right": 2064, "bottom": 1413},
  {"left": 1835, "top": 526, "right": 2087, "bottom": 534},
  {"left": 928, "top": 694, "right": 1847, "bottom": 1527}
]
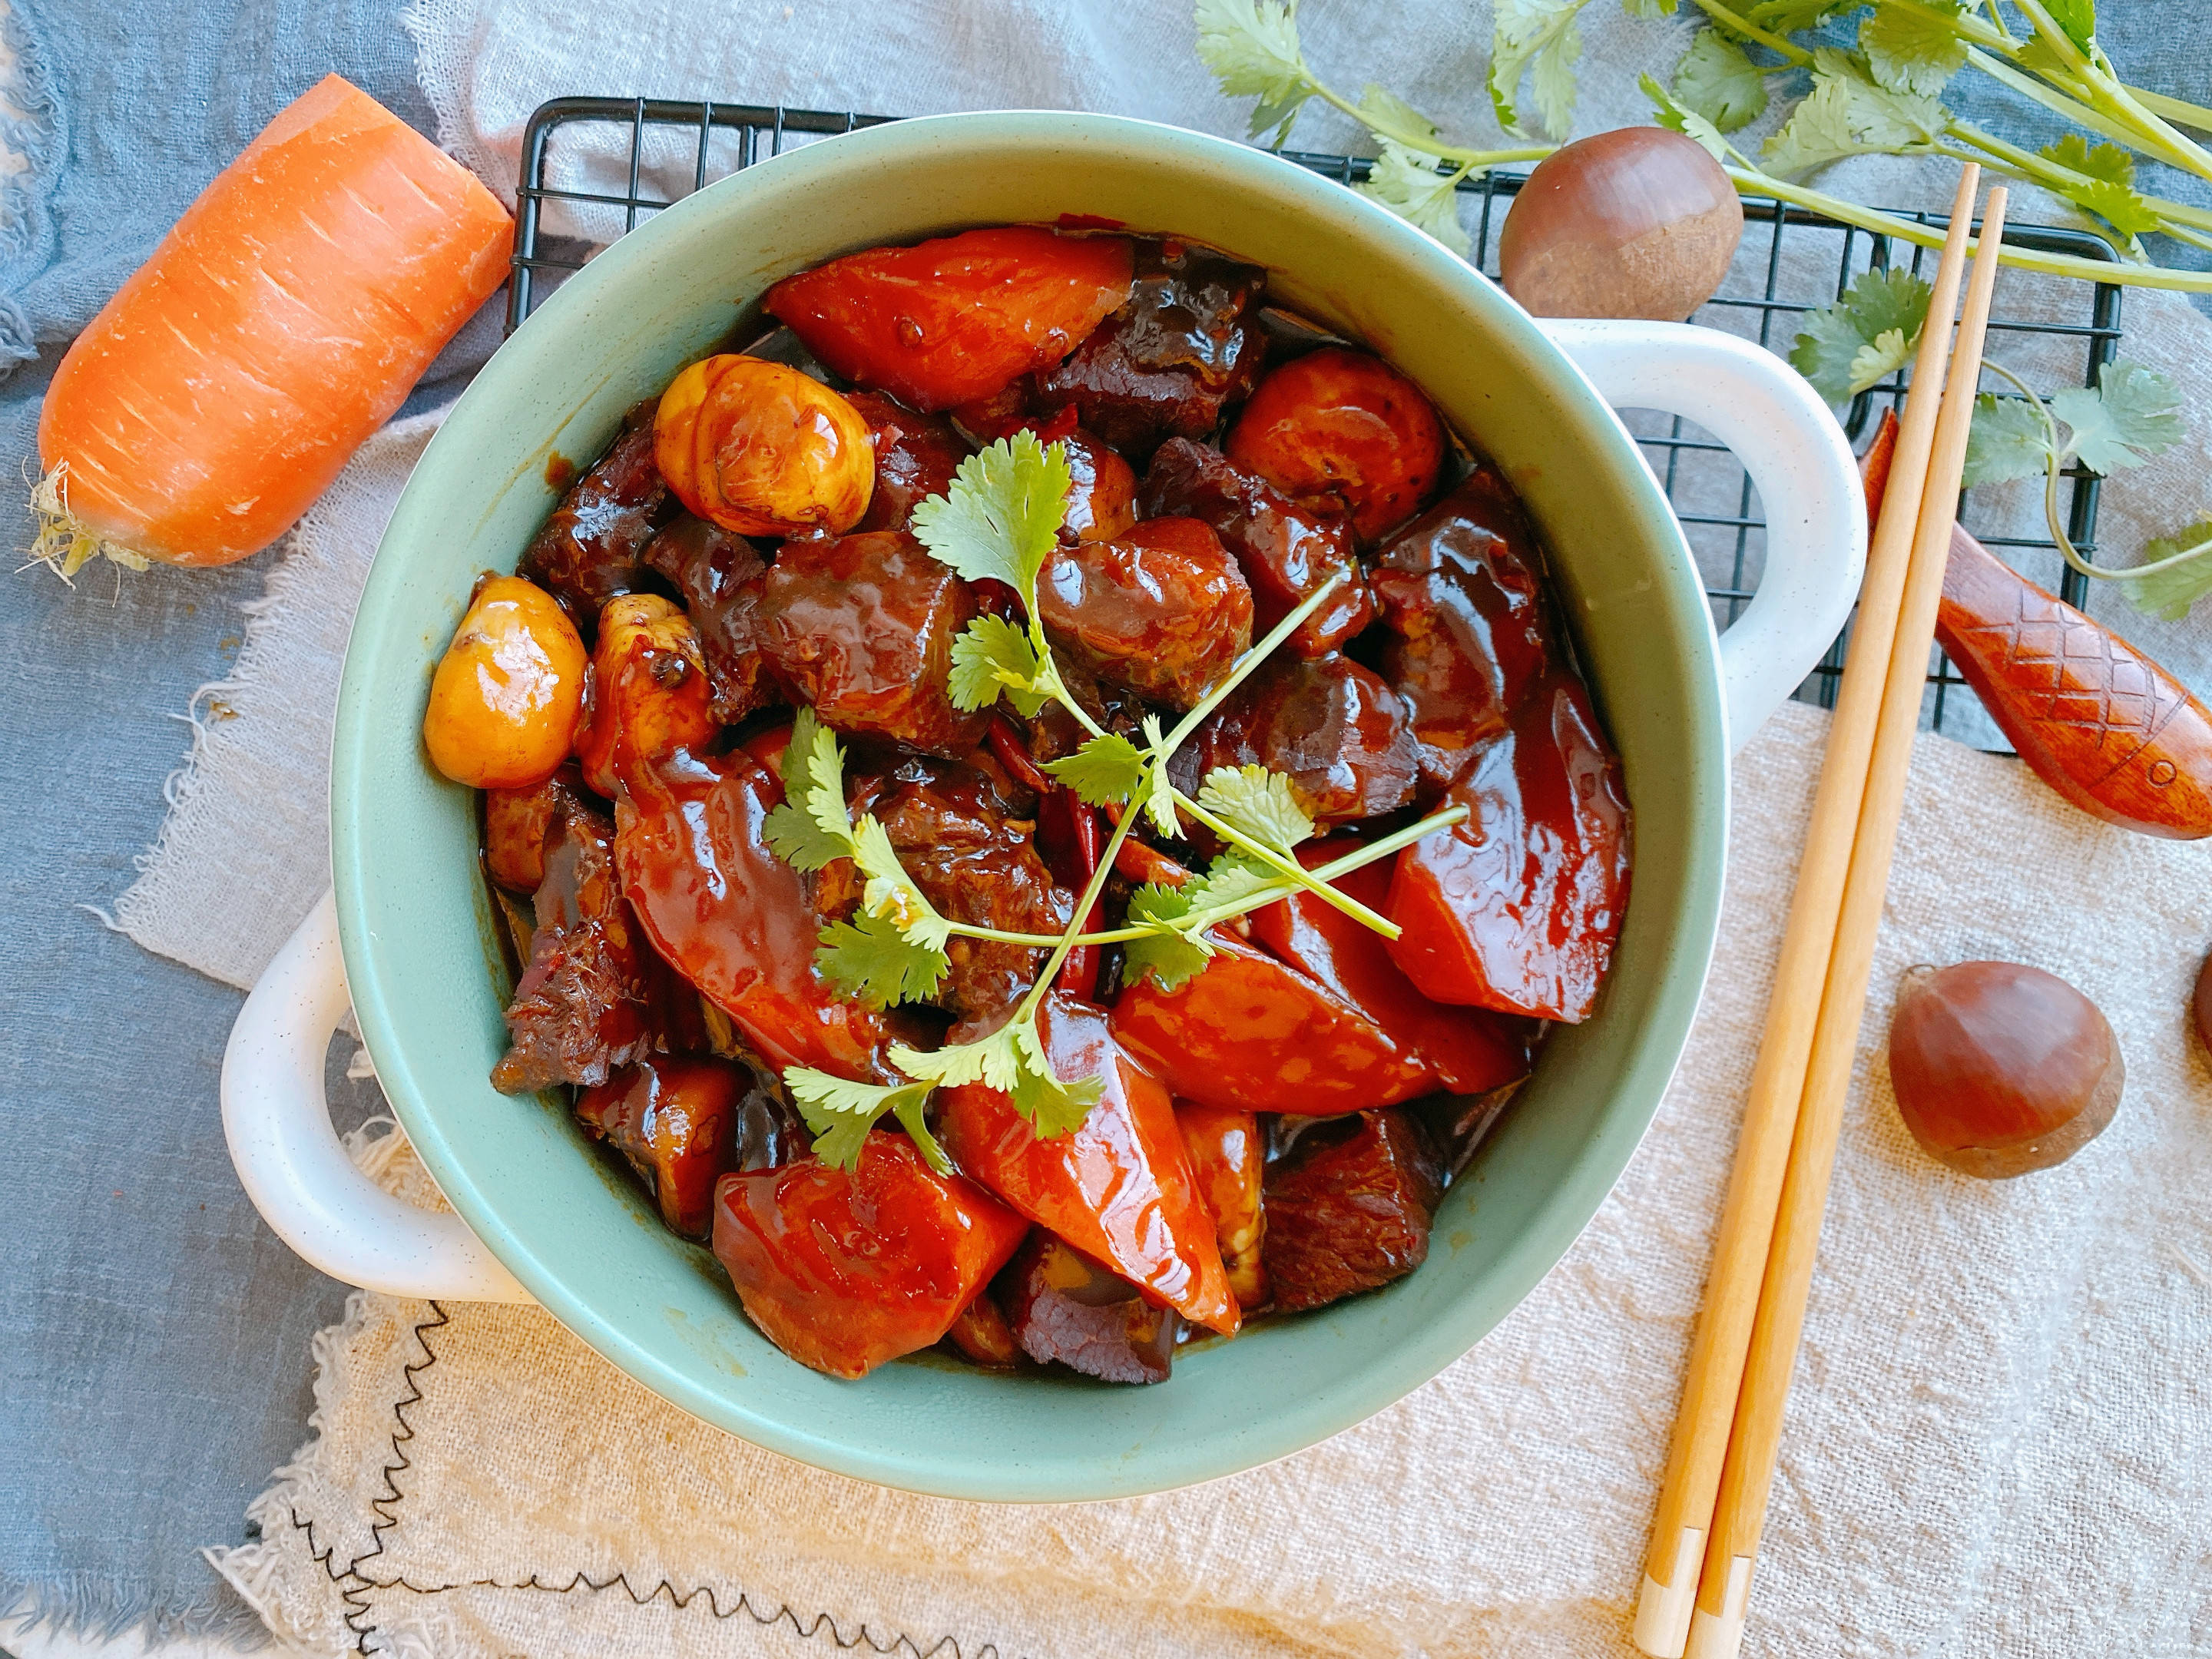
[{"left": 323, "top": 112, "right": 1843, "bottom": 1500}]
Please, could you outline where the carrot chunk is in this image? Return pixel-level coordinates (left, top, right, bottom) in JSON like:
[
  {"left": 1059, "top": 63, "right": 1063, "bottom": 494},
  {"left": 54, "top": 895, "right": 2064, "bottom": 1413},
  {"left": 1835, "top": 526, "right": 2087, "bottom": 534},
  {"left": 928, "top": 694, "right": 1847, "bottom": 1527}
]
[{"left": 34, "top": 75, "right": 512, "bottom": 571}]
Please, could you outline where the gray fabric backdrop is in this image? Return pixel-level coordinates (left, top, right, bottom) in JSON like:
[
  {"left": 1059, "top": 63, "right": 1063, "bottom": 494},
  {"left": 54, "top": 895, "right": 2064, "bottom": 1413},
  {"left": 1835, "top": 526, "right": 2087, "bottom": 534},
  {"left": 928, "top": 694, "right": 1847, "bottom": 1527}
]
[{"left": 0, "top": 0, "right": 2204, "bottom": 1647}]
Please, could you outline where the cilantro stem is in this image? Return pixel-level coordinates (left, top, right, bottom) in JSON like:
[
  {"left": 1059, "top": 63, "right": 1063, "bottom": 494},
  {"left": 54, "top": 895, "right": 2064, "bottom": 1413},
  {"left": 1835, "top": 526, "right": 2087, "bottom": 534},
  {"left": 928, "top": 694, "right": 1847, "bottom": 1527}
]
[
  {"left": 1943, "top": 121, "right": 2212, "bottom": 235},
  {"left": 1172, "top": 791, "right": 1399, "bottom": 937},
  {"left": 1720, "top": 164, "right": 2212, "bottom": 293},
  {"left": 1969, "top": 359, "right": 2212, "bottom": 591},
  {"left": 1686, "top": 0, "right": 1812, "bottom": 65},
  {"left": 2133, "top": 88, "right": 2212, "bottom": 138},
  {"left": 1304, "top": 73, "right": 1550, "bottom": 172},
  {"left": 1164, "top": 802, "right": 1469, "bottom": 935},
  {"left": 1014, "top": 795, "right": 1145, "bottom": 1022},
  {"left": 1160, "top": 569, "right": 1351, "bottom": 757}
]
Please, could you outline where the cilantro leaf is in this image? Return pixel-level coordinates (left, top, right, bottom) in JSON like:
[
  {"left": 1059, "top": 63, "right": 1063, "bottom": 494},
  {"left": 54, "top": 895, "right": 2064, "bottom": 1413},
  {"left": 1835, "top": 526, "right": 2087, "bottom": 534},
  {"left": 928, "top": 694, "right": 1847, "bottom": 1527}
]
[
  {"left": 1184, "top": 853, "right": 1280, "bottom": 914},
  {"left": 910, "top": 429, "right": 1072, "bottom": 604},
  {"left": 1789, "top": 266, "right": 1933, "bottom": 403},
  {"left": 2051, "top": 360, "right": 2184, "bottom": 475},
  {"left": 2068, "top": 177, "right": 2163, "bottom": 242},
  {"left": 1859, "top": 0, "right": 1966, "bottom": 98},
  {"left": 1621, "top": 0, "right": 1677, "bottom": 15},
  {"left": 1041, "top": 730, "right": 1151, "bottom": 807},
  {"left": 1139, "top": 713, "right": 1181, "bottom": 836},
  {"left": 949, "top": 614, "right": 1051, "bottom": 717},
  {"left": 850, "top": 816, "right": 953, "bottom": 951},
  {"left": 2041, "top": 134, "right": 2133, "bottom": 187},
  {"left": 785, "top": 1070, "right": 947, "bottom": 1174},
  {"left": 890, "top": 1016, "right": 1103, "bottom": 1138},
  {"left": 1961, "top": 393, "right": 2055, "bottom": 488},
  {"left": 1673, "top": 29, "right": 1767, "bottom": 134},
  {"left": 1644, "top": 72, "right": 1734, "bottom": 164},
  {"left": 1195, "top": 0, "right": 1318, "bottom": 145},
  {"left": 1747, "top": 0, "right": 1846, "bottom": 28},
  {"left": 2043, "top": 0, "right": 2095, "bottom": 53},
  {"left": 1762, "top": 49, "right": 1949, "bottom": 179},
  {"left": 1357, "top": 141, "right": 1472, "bottom": 257},
  {"left": 2124, "top": 520, "right": 2212, "bottom": 622},
  {"left": 814, "top": 911, "right": 949, "bottom": 1009},
  {"left": 1353, "top": 83, "right": 1440, "bottom": 143},
  {"left": 763, "top": 710, "right": 855, "bottom": 871},
  {"left": 1490, "top": 0, "right": 1589, "bottom": 142},
  {"left": 1120, "top": 882, "right": 1216, "bottom": 992},
  {"left": 1197, "top": 763, "right": 1315, "bottom": 855},
  {"left": 1007, "top": 1019, "right": 1104, "bottom": 1138}
]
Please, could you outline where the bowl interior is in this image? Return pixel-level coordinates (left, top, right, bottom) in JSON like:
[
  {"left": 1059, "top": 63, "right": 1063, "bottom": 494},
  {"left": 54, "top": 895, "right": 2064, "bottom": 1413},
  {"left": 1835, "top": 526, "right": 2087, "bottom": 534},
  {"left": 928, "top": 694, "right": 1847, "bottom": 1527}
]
[{"left": 332, "top": 112, "right": 1726, "bottom": 1500}]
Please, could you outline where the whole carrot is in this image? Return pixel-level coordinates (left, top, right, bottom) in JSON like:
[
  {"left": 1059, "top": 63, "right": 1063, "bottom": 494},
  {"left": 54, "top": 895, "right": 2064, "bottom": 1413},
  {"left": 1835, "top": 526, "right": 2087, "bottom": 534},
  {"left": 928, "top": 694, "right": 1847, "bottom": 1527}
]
[{"left": 32, "top": 75, "right": 511, "bottom": 574}]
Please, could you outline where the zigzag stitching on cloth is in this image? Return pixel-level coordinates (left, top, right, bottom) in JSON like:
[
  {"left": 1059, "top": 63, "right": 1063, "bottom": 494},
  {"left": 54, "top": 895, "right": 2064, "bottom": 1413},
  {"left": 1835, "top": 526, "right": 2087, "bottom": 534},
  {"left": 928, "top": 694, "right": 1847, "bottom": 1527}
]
[{"left": 293, "top": 1298, "right": 1015, "bottom": 1659}]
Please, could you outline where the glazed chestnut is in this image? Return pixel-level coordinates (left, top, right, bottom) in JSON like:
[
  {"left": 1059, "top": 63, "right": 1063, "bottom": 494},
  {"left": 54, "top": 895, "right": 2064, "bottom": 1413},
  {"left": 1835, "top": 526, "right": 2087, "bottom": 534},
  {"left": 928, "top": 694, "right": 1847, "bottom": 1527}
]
[
  {"left": 422, "top": 575, "right": 587, "bottom": 790},
  {"left": 1888, "top": 961, "right": 2124, "bottom": 1178},
  {"left": 1058, "top": 429, "right": 1139, "bottom": 544},
  {"left": 654, "top": 354, "right": 875, "bottom": 538},
  {"left": 1226, "top": 347, "right": 1445, "bottom": 543}
]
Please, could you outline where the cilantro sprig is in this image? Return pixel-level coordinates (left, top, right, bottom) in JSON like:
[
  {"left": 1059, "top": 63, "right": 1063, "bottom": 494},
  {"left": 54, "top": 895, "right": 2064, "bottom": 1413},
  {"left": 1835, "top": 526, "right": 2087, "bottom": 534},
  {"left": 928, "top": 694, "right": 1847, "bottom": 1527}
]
[
  {"left": 760, "top": 420, "right": 1471, "bottom": 1168},
  {"left": 1192, "top": 0, "right": 2212, "bottom": 297}
]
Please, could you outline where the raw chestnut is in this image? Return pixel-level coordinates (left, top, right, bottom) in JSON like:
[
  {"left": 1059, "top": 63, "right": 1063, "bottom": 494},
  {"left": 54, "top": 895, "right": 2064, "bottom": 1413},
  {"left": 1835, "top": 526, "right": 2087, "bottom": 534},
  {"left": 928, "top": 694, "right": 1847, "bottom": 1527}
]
[
  {"left": 1497, "top": 127, "right": 1743, "bottom": 323},
  {"left": 1887, "top": 961, "right": 2123, "bottom": 1179},
  {"left": 2196, "top": 950, "right": 2212, "bottom": 1053}
]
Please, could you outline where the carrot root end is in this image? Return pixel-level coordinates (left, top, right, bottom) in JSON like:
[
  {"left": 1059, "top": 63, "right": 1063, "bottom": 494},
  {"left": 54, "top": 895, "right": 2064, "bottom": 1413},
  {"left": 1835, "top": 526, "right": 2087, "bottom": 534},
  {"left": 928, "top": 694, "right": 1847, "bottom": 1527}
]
[{"left": 27, "top": 461, "right": 153, "bottom": 581}]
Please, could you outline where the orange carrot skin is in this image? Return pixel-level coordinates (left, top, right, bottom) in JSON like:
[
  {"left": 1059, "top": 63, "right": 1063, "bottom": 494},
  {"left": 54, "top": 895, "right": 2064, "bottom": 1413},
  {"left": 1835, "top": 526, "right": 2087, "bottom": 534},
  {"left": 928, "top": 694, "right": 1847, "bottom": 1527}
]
[{"left": 38, "top": 75, "right": 512, "bottom": 567}]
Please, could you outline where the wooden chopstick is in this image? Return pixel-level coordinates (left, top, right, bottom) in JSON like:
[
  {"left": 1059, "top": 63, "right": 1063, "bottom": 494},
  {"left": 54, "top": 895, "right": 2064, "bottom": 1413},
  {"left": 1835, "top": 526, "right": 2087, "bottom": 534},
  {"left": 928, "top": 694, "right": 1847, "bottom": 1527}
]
[
  {"left": 1679, "top": 187, "right": 2012, "bottom": 1659},
  {"left": 1631, "top": 164, "right": 1985, "bottom": 1659}
]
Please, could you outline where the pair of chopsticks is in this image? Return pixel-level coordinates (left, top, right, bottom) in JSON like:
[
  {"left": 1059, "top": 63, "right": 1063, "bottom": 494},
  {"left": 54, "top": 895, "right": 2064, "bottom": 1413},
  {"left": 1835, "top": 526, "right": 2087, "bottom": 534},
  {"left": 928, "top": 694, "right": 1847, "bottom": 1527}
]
[{"left": 1631, "top": 166, "right": 2008, "bottom": 1659}]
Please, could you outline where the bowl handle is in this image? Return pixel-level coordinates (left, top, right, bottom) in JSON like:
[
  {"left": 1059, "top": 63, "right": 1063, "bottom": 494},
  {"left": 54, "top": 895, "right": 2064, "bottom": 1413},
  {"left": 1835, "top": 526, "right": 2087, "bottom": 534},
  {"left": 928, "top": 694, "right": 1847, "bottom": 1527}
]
[
  {"left": 1540, "top": 317, "right": 1866, "bottom": 752},
  {"left": 221, "top": 891, "right": 533, "bottom": 1303}
]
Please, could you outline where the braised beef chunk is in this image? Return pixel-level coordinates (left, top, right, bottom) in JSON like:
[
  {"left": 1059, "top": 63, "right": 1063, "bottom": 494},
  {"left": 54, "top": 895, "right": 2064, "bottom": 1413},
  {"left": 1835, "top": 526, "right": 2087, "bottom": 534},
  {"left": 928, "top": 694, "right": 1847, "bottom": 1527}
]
[
  {"left": 1038, "top": 515, "right": 1254, "bottom": 710},
  {"left": 641, "top": 515, "right": 774, "bottom": 724},
  {"left": 1370, "top": 469, "right": 1558, "bottom": 799},
  {"left": 1174, "top": 653, "right": 1417, "bottom": 824},
  {"left": 1004, "top": 1231, "right": 1181, "bottom": 1384},
  {"left": 1261, "top": 1108, "right": 1445, "bottom": 1312},
  {"left": 816, "top": 756, "right": 1074, "bottom": 1025},
  {"left": 846, "top": 391, "right": 972, "bottom": 534},
  {"left": 483, "top": 765, "right": 589, "bottom": 894},
  {"left": 756, "top": 529, "right": 989, "bottom": 758},
  {"left": 492, "top": 800, "right": 660, "bottom": 1094},
  {"left": 1031, "top": 240, "right": 1267, "bottom": 455},
  {"left": 1140, "top": 437, "right": 1373, "bottom": 657},
  {"left": 1024, "top": 654, "right": 1145, "bottom": 765},
  {"left": 1058, "top": 429, "right": 1139, "bottom": 544},
  {"left": 518, "top": 404, "right": 671, "bottom": 628},
  {"left": 575, "top": 1054, "right": 777, "bottom": 1238}
]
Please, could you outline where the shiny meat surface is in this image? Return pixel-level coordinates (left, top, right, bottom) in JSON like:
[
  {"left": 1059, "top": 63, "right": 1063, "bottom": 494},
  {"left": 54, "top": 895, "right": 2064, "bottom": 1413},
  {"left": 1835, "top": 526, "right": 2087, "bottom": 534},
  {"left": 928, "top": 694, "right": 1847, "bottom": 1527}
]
[
  {"left": 846, "top": 390, "right": 972, "bottom": 534},
  {"left": 616, "top": 745, "right": 893, "bottom": 1081},
  {"left": 756, "top": 529, "right": 988, "bottom": 759},
  {"left": 1175, "top": 653, "right": 1417, "bottom": 825},
  {"left": 518, "top": 405, "right": 671, "bottom": 628},
  {"left": 491, "top": 798, "right": 661, "bottom": 1094},
  {"left": 483, "top": 765, "right": 588, "bottom": 894},
  {"left": 710, "top": 1136, "right": 1030, "bottom": 1379},
  {"left": 1371, "top": 469, "right": 1557, "bottom": 799},
  {"left": 1139, "top": 437, "right": 1372, "bottom": 657},
  {"left": 1386, "top": 671, "right": 1631, "bottom": 1023},
  {"left": 1261, "top": 1108, "right": 1445, "bottom": 1312},
  {"left": 1247, "top": 841, "right": 1538, "bottom": 1094},
  {"left": 1031, "top": 239, "right": 1268, "bottom": 454},
  {"left": 641, "top": 515, "right": 776, "bottom": 724},
  {"left": 939, "top": 993, "right": 1238, "bottom": 1333},
  {"left": 762, "top": 227, "right": 1135, "bottom": 411},
  {"left": 818, "top": 756, "right": 1073, "bottom": 1027},
  {"left": 1003, "top": 1232, "right": 1182, "bottom": 1384},
  {"left": 1038, "top": 515, "right": 1254, "bottom": 711}
]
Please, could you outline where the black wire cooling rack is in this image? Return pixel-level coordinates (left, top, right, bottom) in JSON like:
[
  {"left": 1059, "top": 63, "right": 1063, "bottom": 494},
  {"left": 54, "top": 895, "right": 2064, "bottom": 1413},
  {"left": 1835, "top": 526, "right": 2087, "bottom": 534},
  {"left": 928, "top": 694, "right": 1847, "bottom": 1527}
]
[{"left": 506, "top": 95, "right": 2129, "bottom": 744}]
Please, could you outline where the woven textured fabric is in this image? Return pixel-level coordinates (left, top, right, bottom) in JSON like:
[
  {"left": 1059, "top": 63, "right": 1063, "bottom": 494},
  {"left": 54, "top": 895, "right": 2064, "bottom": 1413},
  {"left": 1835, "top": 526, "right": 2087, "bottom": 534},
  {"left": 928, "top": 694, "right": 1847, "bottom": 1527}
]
[{"left": 207, "top": 702, "right": 2212, "bottom": 1658}]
